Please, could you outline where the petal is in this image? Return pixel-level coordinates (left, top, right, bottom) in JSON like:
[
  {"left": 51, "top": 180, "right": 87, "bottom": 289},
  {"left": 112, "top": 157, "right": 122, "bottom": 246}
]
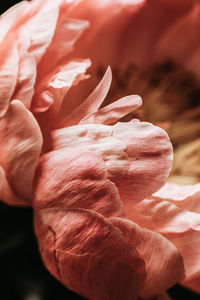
[
  {"left": 79, "top": 95, "right": 142, "bottom": 125},
  {"left": 52, "top": 120, "right": 172, "bottom": 204},
  {"left": 20, "top": 0, "right": 61, "bottom": 64},
  {"left": 128, "top": 197, "right": 200, "bottom": 280},
  {"left": 153, "top": 183, "right": 200, "bottom": 213},
  {"left": 0, "top": 166, "right": 27, "bottom": 206},
  {"left": 182, "top": 274, "right": 200, "bottom": 294},
  {"left": 33, "top": 148, "right": 123, "bottom": 218},
  {"left": 109, "top": 217, "right": 184, "bottom": 298},
  {"left": 32, "top": 59, "right": 91, "bottom": 113},
  {"left": 61, "top": 66, "right": 112, "bottom": 127},
  {"left": 0, "top": 35, "right": 19, "bottom": 117},
  {"left": 0, "top": 100, "right": 43, "bottom": 202},
  {"left": 37, "top": 11, "right": 89, "bottom": 79},
  {"left": 34, "top": 208, "right": 146, "bottom": 299},
  {"left": 12, "top": 32, "right": 37, "bottom": 109},
  {"left": 156, "top": 3, "right": 200, "bottom": 68}
]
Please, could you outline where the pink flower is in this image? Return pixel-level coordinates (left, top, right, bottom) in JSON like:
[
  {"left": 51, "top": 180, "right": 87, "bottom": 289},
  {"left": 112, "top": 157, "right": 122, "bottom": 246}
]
[{"left": 0, "top": 0, "right": 200, "bottom": 299}]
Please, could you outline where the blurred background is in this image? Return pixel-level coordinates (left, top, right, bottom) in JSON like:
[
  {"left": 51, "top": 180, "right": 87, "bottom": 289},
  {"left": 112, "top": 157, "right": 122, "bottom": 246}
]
[{"left": 0, "top": 1, "right": 199, "bottom": 299}]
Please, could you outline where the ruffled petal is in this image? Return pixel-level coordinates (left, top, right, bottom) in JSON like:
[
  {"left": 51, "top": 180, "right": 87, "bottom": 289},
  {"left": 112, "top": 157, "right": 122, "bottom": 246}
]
[
  {"left": 61, "top": 66, "right": 112, "bottom": 127},
  {"left": 33, "top": 148, "right": 123, "bottom": 217},
  {"left": 52, "top": 120, "right": 172, "bottom": 205},
  {"left": 109, "top": 217, "right": 184, "bottom": 298},
  {"left": 0, "top": 35, "right": 19, "bottom": 117},
  {"left": 34, "top": 208, "right": 146, "bottom": 299},
  {"left": 127, "top": 196, "right": 200, "bottom": 281},
  {"left": 0, "top": 100, "right": 43, "bottom": 203},
  {"left": 153, "top": 183, "right": 200, "bottom": 213},
  {"left": 32, "top": 59, "right": 91, "bottom": 113},
  {"left": 79, "top": 95, "right": 142, "bottom": 125}
]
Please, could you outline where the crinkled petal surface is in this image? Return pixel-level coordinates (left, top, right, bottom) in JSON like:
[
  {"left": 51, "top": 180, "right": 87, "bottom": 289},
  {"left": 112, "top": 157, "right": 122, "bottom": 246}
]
[
  {"left": 0, "top": 35, "right": 19, "bottom": 117},
  {"left": 0, "top": 100, "right": 42, "bottom": 204},
  {"left": 52, "top": 120, "right": 172, "bottom": 206},
  {"left": 127, "top": 195, "right": 200, "bottom": 281},
  {"left": 34, "top": 208, "right": 146, "bottom": 300},
  {"left": 109, "top": 217, "right": 184, "bottom": 298},
  {"left": 153, "top": 183, "right": 200, "bottom": 213},
  {"left": 34, "top": 148, "right": 123, "bottom": 217}
]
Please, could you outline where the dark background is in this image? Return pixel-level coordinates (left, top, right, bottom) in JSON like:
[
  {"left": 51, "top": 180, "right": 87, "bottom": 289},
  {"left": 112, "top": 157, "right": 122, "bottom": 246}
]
[{"left": 0, "top": 1, "right": 199, "bottom": 299}]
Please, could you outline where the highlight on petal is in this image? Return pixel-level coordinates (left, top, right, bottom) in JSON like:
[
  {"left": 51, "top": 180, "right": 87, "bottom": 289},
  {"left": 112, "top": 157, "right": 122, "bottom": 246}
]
[
  {"left": 153, "top": 183, "right": 200, "bottom": 213},
  {"left": 0, "top": 35, "right": 19, "bottom": 117},
  {"left": 128, "top": 196, "right": 200, "bottom": 281},
  {"left": 12, "top": 28, "right": 37, "bottom": 109},
  {"left": 21, "top": 0, "right": 61, "bottom": 64},
  {"left": 33, "top": 148, "right": 123, "bottom": 218},
  {"left": 109, "top": 217, "right": 184, "bottom": 298},
  {"left": 0, "top": 100, "right": 43, "bottom": 203},
  {"left": 38, "top": 14, "right": 90, "bottom": 79},
  {"left": 79, "top": 95, "right": 142, "bottom": 125},
  {"left": 61, "top": 66, "right": 112, "bottom": 126},
  {"left": 32, "top": 59, "right": 91, "bottom": 113},
  {"left": 34, "top": 208, "right": 146, "bottom": 300},
  {"left": 52, "top": 120, "right": 173, "bottom": 205}
]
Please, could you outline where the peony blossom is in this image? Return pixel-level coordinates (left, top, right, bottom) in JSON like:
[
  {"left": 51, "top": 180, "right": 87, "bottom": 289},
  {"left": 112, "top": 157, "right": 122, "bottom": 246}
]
[{"left": 0, "top": 0, "right": 200, "bottom": 299}]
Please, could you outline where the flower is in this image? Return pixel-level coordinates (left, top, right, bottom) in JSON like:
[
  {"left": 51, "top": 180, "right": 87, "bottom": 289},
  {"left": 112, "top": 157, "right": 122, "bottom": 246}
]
[{"left": 0, "top": 0, "right": 200, "bottom": 299}]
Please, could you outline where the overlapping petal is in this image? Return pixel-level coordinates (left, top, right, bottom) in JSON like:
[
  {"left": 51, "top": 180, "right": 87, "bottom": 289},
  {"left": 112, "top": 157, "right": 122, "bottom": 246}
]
[
  {"left": 34, "top": 148, "right": 123, "bottom": 217},
  {"left": 34, "top": 208, "right": 145, "bottom": 300},
  {"left": 0, "top": 100, "right": 42, "bottom": 204},
  {"left": 52, "top": 118, "right": 172, "bottom": 205},
  {"left": 127, "top": 195, "right": 200, "bottom": 282}
]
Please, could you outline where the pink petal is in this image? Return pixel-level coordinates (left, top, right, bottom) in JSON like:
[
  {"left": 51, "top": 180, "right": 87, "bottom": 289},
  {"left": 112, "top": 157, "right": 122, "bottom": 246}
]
[
  {"left": 32, "top": 59, "right": 91, "bottom": 113},
  {"left": 12, "top": 31, "right": 36, "bottom": 109},
  {"left": 79, "top": 95, "right": 142, "bottom": 125},
  {"left": 0, "top": 35, "right": 19, "bottom": 117},
  {"left": 128, "top": 197, "right": 200, "bottom": 281},
  {"left": 52, "top": 120, "right": 172, "bottom": 205},
  {"left": 0, "top": 100, "right": 43, "bottom": 202},
  {"left": 153, "top": 183, "right": 200, "bottom": 213},
  {"left": 37, "top": 10, "right": 89, "bottom": 80},
  {"left": 182, "top": 274, "right": 200, "bottom": 294},
  {"left": 33, "top": 148, "right": 123, "bottom": 218},
  {"left": 20, "top": 0, "right": 61, "bottom": 64},
  {"left": 34, "top": 208, "right": 146, "bottom": 299},
  {"left": 0, "top": 166, "right": 27, "bottom": 206},
  {"left": 0, "top": 0, "right": 29, "bottom": 43},
  {"left": 61, "top": 66, "right": 112, "bottom": 127},
  {"left": 156, "top": 3, "right": 200, "bottom": 68},
  {"left": 110, "top": 217, "right": 184, "bottom": 298}
]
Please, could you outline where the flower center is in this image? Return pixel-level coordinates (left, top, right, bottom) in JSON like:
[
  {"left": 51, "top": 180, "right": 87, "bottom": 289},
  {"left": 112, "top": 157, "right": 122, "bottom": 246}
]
[{"left": 96, "top": 60, "right": 200, "bottom": 184}]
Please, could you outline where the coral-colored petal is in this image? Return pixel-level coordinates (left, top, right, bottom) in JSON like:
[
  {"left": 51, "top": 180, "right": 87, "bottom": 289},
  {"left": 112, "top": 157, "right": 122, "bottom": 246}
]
[
  {"left": 34, "top": 208, "right": 146, "bottom": 299},
  {"left": 153, "top": 183, "right": 200, "bottom": 213},
  {"left": 38, "top": 12, "right": 89, "bottom": 79},
  {"left": 0, "top": 166, "right": 27, "bottom": 206},
  {"left": 0, "top": 35, "right": 19, "bottom": 117},
  {"left": 110, "top": 217, "right": 184, "bottom": 298},
  {"left": 61, "top": 66, "right": 112, "bottom": 127},
  {"left": 0, "top": 100, "right": 43, "bottom": 202},
  {"left": 128, "top": 197, "right": 200, "bottom": 281},
  {"left": 156, "top": 3, "right": 200, "bottom": 69},
  {"left": 12, "top": 30, "right": 37, "bottom": 109},
  {"left": 33, "top": 148, "right": 123, "bottom": 218},
  {"left": 113, "top": 121, "right": 173, "bottom": 204},
  {"left": 52, "top": 120, "right": 172, "bottom": 204},
  {"left": 80, "top": 95, "right": 142, "bottom": 125},
  {"left": 21, "top": 0, "right": 61, "bottom": 64},
  {"left": 32, "top": 59, "right": 91, "bottom": 113},
  {"left": 182, "top": 274, "right": 200, "bottom": 294}
]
